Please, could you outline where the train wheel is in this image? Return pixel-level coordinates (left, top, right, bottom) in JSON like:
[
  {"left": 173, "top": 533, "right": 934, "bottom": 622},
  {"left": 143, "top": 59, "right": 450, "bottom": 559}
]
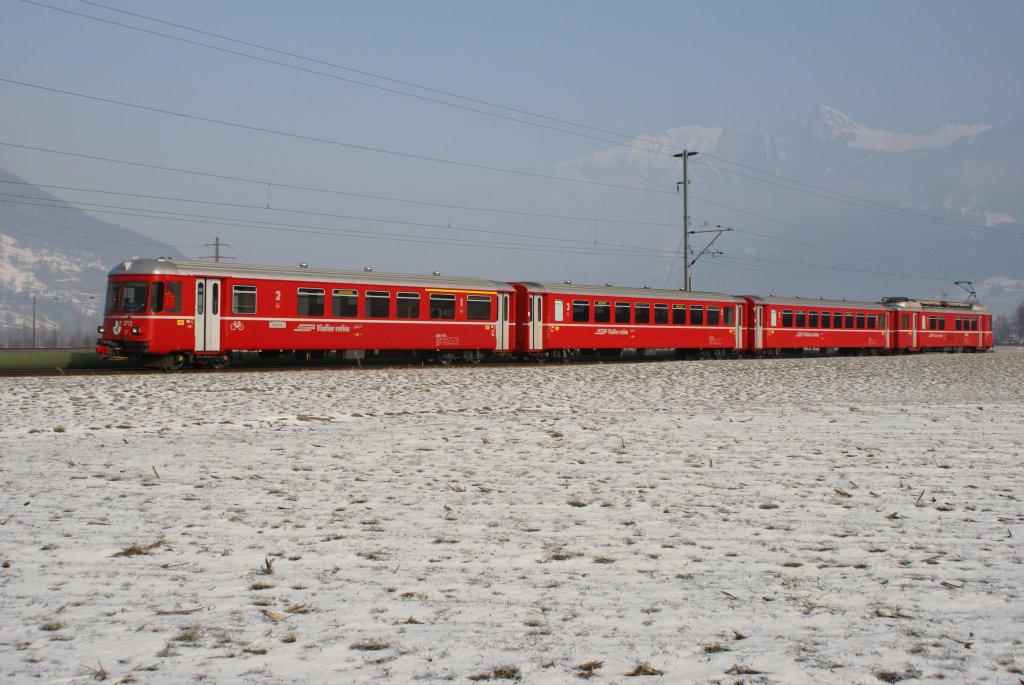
[
  {"left": 438, "top": 352, "right": 457, "bottom": 366},
  {"left": 463, "top": 350, "right": 483, "bottom": 365}
]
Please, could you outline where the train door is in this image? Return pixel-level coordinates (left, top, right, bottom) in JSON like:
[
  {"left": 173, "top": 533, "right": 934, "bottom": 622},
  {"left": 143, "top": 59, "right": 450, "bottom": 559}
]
[
  {"left": 530, "top": 294, "right": 544, "bottom": 351},
  {"left": 194, "top": 278, "right": 222, "bottom": 352},
  {"left": 734, "top": 305, "right": 743, "bottom": 349},
  {"left": 754, "top": 306, "right": 764, "bottom": 349},
  {"left": 495, "top": 293, "right": 510, "bottom": 352}
]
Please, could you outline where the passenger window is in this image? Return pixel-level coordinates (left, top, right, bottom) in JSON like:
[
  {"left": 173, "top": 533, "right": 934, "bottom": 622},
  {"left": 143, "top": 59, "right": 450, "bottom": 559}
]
[
  {"left": 856, "top": 313, "right": 865, "bottom": 329},
  {"left": 553, "top": 299, "right": 564, "bottom": 323},
  {"left": 834, "top": 313, "right": 843, "bottom": 328},
  {"left": 672, "top": 304, "right": 687, "bottom": 324},
  {"left": 366, "top": 290, "right": 390, "bottom": 318},
  {"left": 430, "top": 293, "right": 456, "bottom": 319},
  {"left": 867, "top": 314, "right": 876, "bottom": 329},
  {"left": 691, "top": 305, "right": 704, "bottom": 325},
  {"left": 938, "top": 317, "right": 946, "bottom": 330},
  {"left": 635, "top": 303, "right": 650, "bottom": 324},
  {"left": 572, "top": 300, "right": 590, "bottom": 322},
  {"left": 782, "top": 310, "right": 793, "bottom": 327},
  {"left": 707, "top": 306, "right": 720, "bottom": 326},
  {"left": 233, "top": 285, "right": 257, "bottom": 315},
  {"left": 332, "top": 289, "right": 358, "bottom": 317},
  {"left": 298, "top": 288, "right": 325, "bottom": 316},
  {"left": 845, "top": 313, "right": 854, "bottom": 328},
  {"left": 615, "top": 302, "right": 631, "bottom": 324},
  {"left": 821, "top": 311, "right": 831, "bottom": 329},
  {"left": 795, "top": 311, "right": 805, "bottom": 328},
  {"left": 468, "top": 295, "right": 492, "bottom": 321},
  {"left": 723, "top": 306, "right": 734, "bottom": 326},
  {"left": 808, "top": 311, "right": 818, "bottom": 328},
  {"left": 396, "top": 292, "right": 421, "bottom": 318},
  {"left": 654, "top": 303, "right": 668, "bottom": 324},
  {"left": 594, "top": 301, "right": 611, "bottom": 323}
]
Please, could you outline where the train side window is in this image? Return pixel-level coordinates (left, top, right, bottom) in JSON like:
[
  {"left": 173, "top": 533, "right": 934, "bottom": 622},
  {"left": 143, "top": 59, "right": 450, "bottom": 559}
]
[
  {"left": 707, "top": 306, "right": 720, "bottom": 326},
  {"left": 834, "top": 312, "right": 843, "bottom": 328},
  {"left": 166, "top": 281, "right": 183, "bottom": 313},
  {"left": 429, "top": 293, "right": 456, "bottom": 319},
  {"left": 298, "top": 288, "right": 325, "bottom": 316},
  {"left": 654, "top": 303, "right": 668, "bottom": 324},
  {"left": 332, "top": 289, "right": 358, "bottom": 317},
  {"left": 723, "top": 306, "right": 734, "bottom": 325},
  {"left": 232, "top": 285, "right": 257, "bottom": 315},
  {"left": 845, "top": 313, "right": 855, "bottom": 328},
  {"left": 821, "top": 311, "right": 831, "bottom": 328},
  {"left": 928, "top": 315, "right": 937, "bottom": 330},
  {"left": 553, "top": 299, "right": 564, "bottom": 323},
  {"left": 397, "top": 292, "right": 421, "bottom": 318},
  {"left": 781, "top": 309, "right": 793, "bottom": 327},
  {"left": 808, "top": 311, "right": 818, "bottom": 328},
  {"left": 150, "top": 282, "right": 165, "bottom": 313},
  {"left": 594, "top": 301, "right": 611, "bottom": 323},
  {"left": 635, "top": 302, "right": 650, "bottom": 324},
  {"left": 971, "top": 318, "right": 979, "bottom": 331},
  {"left": 468, "top": 295, "right": 493, "bottom": 321},
  {"left": 691, "top": 305, "right": 704, "bottom": 325},
  {"left": 955, "top": 317, "right": 963, "bottom": 331},
  {"left": 615, "top": 302, "right": 631, "bottom": 324},
  {"left": 366, "top": 290, "right": 390, "bottom": 318},
  {"left": 901, "top": 313, "right": 910, "bottom": 329},
  {"left": 104, "top": 281, "right": 120, "bottom": 314},
  {"left": 672, "top": 304, "right": 687, "bottom": 324},
  {"left": 572, "top": 300, "right": 590, "bottom": 322},
  {"left": 867, "top": 314, "right": 876, "bottom": 329},
  {"left": 795, "top": 310, "right": 805, "bottom": 328},
  {"left": 938, "top": 316, "right": 946, "bottom": 330},
  {"left": 854, "top": 313, "right": 864, "bottom": 329}
]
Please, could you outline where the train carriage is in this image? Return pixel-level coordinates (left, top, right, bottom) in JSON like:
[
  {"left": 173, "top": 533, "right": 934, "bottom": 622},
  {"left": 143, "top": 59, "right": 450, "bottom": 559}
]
[
  {"left": 97, "top": 258, "right": 515, "bottom": 368},
  {"left": 884, "top": 297, "right": 993, "bottom": 353},
  {"left": 742, "top": 295, "right": 891, "bottom": 355},
  {"left": 512, "top": 282, "right": 745, "bottom": 360}
]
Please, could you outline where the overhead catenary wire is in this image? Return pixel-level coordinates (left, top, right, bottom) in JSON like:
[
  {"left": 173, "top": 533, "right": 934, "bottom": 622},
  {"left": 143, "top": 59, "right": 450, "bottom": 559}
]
[
  {"left": 19, "top": 0, "right": 1012, "bottom": 247},
  {"left": 0, "top": 77, "right": 676, "bottom": 196},
  {"left": 0, "top": 194, "right": 679, "bottom": 260}
]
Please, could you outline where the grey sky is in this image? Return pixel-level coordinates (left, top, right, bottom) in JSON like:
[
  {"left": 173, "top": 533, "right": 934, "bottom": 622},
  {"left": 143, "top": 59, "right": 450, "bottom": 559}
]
[{"left": 2, "top": 0, "right": 1022, "bottom": 305}]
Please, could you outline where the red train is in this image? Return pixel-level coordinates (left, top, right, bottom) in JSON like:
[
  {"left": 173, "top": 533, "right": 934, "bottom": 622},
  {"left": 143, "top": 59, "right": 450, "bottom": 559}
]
[{"left": 95, "top": 258, "right": 994, "bottom": 369}]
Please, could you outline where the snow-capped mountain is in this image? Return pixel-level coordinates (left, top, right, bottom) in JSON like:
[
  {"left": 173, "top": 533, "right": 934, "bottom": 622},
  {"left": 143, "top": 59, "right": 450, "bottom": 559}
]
[
  {"left": 556, "top": 106, "right": 1023, "bottom": 315},
  {"left": 0, "top": 168, "right": 184, "bottom": 346}
]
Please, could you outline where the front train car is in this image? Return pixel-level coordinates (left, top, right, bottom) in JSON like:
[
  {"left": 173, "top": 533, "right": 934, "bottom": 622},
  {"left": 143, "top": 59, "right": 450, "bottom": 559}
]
[
  {"left": 97, "top": 257, "right": 517, "bottom": 369},
  {"left": 96, "top": 258, "right": 197, "bottom": 368}
]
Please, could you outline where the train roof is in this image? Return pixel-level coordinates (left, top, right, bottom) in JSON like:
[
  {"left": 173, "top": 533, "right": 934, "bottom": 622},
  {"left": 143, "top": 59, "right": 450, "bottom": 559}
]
[
  {"left": 881, "top": 297, "right": 988, "bottom": 313},
  {"left": 516, "top": 282, "right": 744, "bottom": 303},
  {"left": 742, "top": 294, "right": 889, "bottom": 310},
  {"left": 107, "top": 258, "right": 515, "bottom": 292}
]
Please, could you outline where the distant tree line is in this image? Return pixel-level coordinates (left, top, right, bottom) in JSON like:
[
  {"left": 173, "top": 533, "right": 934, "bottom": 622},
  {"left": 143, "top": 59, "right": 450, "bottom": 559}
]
[
  {"left": 992, "top": 300, "right": 1024, "bottom": 345},
  {"left": 1, "top": 314, "right": 95, "bottom": 349}
]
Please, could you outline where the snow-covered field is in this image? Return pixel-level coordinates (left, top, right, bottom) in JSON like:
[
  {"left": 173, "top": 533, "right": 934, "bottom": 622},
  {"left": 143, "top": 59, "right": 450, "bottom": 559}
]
[{"left": 2, "top": 350, "right": 1022, "bottom": 684}]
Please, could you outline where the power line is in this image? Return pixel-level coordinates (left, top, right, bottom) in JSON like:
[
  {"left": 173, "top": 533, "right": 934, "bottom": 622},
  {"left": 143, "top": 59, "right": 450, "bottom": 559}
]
[
  {"left": 0, "top": 77, "right": 676, "bottom": 196},
  {"left": 0, "top": 181, "right": 672, "bottom": 254},
  {"left": 0, "top": 152, "right": 676, "bottom": 227},
  {"left": 21, "top": 0, "right": 1011, "bottom": 239},
  {"left": 0, "top": 194, "right": 679, "bottom": 259},
  {"left": 22, "top": 0, "right": 674, "bottom": 158}
]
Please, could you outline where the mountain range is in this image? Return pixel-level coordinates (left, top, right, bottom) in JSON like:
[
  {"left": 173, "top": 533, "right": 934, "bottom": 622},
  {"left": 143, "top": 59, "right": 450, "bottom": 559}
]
[
  {"left": 557, "top": 105, "right": 1023, "bottom": 315},
  {"left": 0, "top": 168, "right": 183, "bottom": 347}
]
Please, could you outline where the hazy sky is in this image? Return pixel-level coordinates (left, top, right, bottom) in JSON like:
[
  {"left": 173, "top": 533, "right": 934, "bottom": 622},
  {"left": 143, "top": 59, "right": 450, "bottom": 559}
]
[{"left": 2, "top": 0, "right": 1022, "bottom": 301}]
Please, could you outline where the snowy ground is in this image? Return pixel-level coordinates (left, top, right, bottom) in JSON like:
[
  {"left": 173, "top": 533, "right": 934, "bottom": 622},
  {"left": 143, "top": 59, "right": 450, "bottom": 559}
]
[{"left": 1, "top": 350, "right": 1023, "bottom": 684}]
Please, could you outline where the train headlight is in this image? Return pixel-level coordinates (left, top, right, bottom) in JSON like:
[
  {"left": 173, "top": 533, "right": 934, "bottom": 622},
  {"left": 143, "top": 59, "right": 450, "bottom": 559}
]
[
  {"left": 97, "top": 325, "right": 105, "bottom": 335},
  {"left": 132, "top": 326, "right": 141, "bottom": 335}
]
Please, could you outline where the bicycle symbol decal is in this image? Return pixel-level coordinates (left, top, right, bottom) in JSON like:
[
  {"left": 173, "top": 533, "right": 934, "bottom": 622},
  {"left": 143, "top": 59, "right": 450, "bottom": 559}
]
[{"left": 229, "top": 320, "right": 245, "bottom": 331}]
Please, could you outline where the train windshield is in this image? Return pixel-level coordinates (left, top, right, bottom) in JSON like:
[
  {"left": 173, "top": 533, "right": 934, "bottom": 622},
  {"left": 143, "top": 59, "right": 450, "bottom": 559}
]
[{"left": 105, "top": 281, "right": 150, "bottom": 314}]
